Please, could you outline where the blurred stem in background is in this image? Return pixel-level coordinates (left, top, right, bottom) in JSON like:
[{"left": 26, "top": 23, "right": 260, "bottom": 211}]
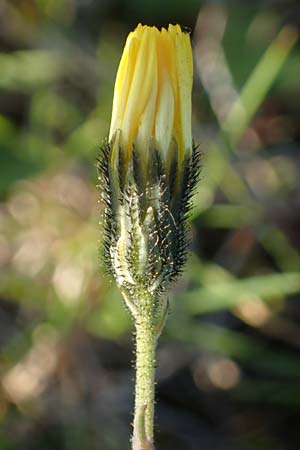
[
  {"left": 222, "top": 25, "right": 298, "bottom": 146},
  {"left": 194, "top": 6, "right": 298, "bottom": 216}
]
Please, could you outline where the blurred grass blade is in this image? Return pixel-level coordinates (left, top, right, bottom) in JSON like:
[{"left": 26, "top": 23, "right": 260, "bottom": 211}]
[
  {"left": 235, "top": 380, "right": 300, "bottom": 408},
  {"left": 223, "top": 25, "right": 298, "bottom": 145},
  {"left": 178, "top": 272, "right": 300, "bottom": 314},
  {"left": 168, "top": 320, "right": 300, "bottom": 378},
  {"left": 0, "top": 50, "right": 65, "bottom": 91}
]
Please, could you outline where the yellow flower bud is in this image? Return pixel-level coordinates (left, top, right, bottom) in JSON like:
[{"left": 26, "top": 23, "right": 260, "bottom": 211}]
[
  {"left": 109, "top": 24, "right": 193, "bottom": 170},
  {"left": 98, "top": 23, "right": 199, "bottom": 305}
]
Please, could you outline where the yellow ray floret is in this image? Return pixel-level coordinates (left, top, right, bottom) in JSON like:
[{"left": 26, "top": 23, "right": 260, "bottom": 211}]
[{"left": 109, "top": 24, "right": 193, "bottom": 167}]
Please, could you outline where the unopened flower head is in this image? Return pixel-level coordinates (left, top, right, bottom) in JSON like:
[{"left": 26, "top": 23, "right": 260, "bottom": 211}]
[
  {"left": 109, "top": 24, "right": 193, "bottom": 178},
  {"left": 98, "top": 24, "right": 200, "bottom": 309}
]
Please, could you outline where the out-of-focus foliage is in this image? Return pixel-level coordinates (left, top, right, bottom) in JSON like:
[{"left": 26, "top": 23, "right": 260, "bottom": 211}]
[{"left": 0, "top": 1, "right": 299, "bottom": 450}]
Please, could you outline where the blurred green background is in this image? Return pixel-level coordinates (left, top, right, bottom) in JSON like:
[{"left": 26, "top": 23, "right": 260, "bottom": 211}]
[{"left": 0, "top": 1, "right": 300, "bottom": 449}]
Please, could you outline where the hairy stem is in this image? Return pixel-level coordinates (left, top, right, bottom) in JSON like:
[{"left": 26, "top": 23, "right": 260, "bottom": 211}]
[{"left": 132, "top": 292, "right": 156, "bottom": 450}]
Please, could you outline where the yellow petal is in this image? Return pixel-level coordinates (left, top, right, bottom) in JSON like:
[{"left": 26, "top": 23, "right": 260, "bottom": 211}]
[{"left": 109, "top": 23, "right": 193, "bottom": 169}]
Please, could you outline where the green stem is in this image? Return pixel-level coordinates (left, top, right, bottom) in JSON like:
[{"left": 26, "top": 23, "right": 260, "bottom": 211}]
[{"left": 132, "top": 292, "right": 156, "bottom": 450}]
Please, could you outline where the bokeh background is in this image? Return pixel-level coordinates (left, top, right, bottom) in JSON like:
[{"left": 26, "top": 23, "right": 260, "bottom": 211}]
[{"left": 0, "top": 1, "right": 300, "bottom": 449}]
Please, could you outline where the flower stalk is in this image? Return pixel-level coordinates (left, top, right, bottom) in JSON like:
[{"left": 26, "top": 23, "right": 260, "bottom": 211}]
[
  {"left": 97, "top": 23, "right": 200, "bottom": 449},
  {"left": 132, "top": 291, "right": 156, "bottom": 449}
]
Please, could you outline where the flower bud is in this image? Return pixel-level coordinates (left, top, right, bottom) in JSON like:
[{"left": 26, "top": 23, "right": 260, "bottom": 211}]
[{"left": 98, "top": 24, "right": 200, "bottom": 314}]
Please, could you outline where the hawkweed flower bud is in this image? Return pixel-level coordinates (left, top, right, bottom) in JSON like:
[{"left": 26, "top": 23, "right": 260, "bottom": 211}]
[
  {"left": 98, "top": 23, "right": 199, "bottom": 303},
  {"left": 97, "top": 24, "right": 200, "bottom": 450}
]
